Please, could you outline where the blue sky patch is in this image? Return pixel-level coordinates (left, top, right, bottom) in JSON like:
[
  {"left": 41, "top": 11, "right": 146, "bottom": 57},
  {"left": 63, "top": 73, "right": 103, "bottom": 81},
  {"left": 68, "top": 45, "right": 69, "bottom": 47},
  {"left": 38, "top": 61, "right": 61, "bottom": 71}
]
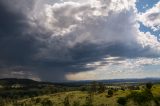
[
  {"left": 139, "top": 22, "right": 160, "bottom": 36},
  {"left": 136, "top": 0, "right": 159, "bottom": 12}
]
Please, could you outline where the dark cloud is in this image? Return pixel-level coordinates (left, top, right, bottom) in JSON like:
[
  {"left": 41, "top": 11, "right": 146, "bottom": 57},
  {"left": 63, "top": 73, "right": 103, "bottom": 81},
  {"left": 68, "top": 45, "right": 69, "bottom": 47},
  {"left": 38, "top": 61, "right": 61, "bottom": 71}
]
[
  {"left": 0, "top": 0, "right": 94, "bottom": 81},
  {"left": 0, "top": 1, "right": 37, "bottom": 66},
  {"left": 0, "top": 0, "right": 160, "bottom": 81}
]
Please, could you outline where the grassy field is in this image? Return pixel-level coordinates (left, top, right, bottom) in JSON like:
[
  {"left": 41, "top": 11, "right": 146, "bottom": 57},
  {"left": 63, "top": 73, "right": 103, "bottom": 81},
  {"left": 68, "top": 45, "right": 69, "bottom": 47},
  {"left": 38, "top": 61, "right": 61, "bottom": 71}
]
[
  {"left": 10, "top": 84, "right": 159, "bottom": 106},
  {"left": 18, "top": 91, "right": 127, "bottom": 106}
]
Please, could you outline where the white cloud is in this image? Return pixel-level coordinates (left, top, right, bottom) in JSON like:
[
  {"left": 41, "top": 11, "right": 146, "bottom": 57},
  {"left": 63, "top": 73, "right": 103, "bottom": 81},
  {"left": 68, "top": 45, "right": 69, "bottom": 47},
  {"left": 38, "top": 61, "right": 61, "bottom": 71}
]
[
  {"left": 28, "top": 0, "right": 160, "bottom": 61},
  {"left": 138, "top": 1, "right": 160, "bottom": 31},
  {"left": 66, "top": 57, "right": 160, "bottom": 80},
  {"left": 136, "top": 31, "right": 160, "bottom": 56}
]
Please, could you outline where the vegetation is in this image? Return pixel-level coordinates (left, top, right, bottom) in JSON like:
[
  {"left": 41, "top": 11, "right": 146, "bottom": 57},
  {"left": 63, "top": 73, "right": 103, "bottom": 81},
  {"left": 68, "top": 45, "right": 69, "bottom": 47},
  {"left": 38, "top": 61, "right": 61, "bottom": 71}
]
[
  {"left": 127, "top": 90, "right": 153, "bottom": 105},
  {"left": 98, "top": 82, "right": 106, "bottom": 93},
  {"left": 0, "top": 78, "right": 160, "bottom": 106},
  {"left": 64, "top": 96, "right": 70, "bottom": 106},
  {"left": 117, "top": 97, "right": 127, "bottom": 106},
  {"left": 146, "top": 82, "right": 153, "bottom": 89},
  {"left": 108, "top": 89, "right": 113, "bottom": 97}
]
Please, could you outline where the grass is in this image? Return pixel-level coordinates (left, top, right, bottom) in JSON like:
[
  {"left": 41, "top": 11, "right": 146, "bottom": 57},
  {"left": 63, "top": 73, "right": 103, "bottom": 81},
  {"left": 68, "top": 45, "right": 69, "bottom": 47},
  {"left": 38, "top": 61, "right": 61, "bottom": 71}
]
[
  {"left": 152, "top": 84, "right": 160, "bottom": 96},
  {"left": 6, "top": 84, "right": 160, "bottom": 106},
  {"left": 17, "top": 90, "right": 130, "bottom": 106}
]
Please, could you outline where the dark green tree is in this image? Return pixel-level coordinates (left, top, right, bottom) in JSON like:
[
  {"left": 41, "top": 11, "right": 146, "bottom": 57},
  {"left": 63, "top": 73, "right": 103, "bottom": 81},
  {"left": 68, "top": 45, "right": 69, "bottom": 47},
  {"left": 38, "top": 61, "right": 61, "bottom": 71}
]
[
  {"left": 108, "top": 89, "right": 113, "bottom": 97},
  {"left": 146, "top": 83, "right": 153, "bottom": 90}
]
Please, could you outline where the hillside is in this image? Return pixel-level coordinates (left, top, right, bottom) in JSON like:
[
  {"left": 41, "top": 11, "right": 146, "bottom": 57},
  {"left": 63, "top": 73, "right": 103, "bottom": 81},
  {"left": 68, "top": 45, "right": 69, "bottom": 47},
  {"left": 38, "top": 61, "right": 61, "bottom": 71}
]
[
  {"left": 11, "top": 84, "right": 160, "bottom": 106},
  {"left": 0, "top": 78, "right": 160, "bottom": 106},
  {"left": 0, "top": 78, "right": 39, "bottom": 86}
]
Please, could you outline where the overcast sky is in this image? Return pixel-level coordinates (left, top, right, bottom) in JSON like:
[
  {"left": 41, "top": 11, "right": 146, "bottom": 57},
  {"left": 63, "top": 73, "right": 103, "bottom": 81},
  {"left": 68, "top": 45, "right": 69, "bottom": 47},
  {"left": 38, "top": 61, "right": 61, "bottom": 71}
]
[{"left": 0, "top": 0, "right": 160, "bottom": 81}]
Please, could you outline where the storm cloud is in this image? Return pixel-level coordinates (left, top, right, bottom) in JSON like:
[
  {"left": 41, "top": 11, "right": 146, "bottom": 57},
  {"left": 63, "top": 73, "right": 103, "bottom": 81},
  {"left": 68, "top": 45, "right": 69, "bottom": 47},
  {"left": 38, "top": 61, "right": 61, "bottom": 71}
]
[{"left": 0, "top": 0, "right": 160, "bottom": 81}]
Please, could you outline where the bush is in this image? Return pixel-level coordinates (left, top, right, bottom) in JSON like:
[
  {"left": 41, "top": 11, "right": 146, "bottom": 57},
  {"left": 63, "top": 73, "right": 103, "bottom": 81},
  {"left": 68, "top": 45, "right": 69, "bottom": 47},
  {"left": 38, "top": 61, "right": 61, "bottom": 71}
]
[
  {"left": 35, "top": 98, "right": 41, "bottom": 103},
  {"left": 127, "top": 90, "right": 153, "bottom": 105},
  {"left": 80, "top": 86, "right": 87, "bottom": 91},
  {"left": 0, "top": 99, "right": 5, "bottom": 106},
  {"left": 73, "top": 101, "right": 80, "bottom": 106},
  {"left": 146, "top": 83, "right": 153, "bottom": 90},
  {"left": 41, "top": 99, "right": 53, "bottom": 106},
  {"left": 64, "top": 96, "right": 70, "bottom": 106},
  {"left": 84, "top": 94, "right": 93, "bottom": 106},
  {"left": 117, "top": 97, "right": 127, "bottom": 106},
  {"left": 153, "top": 96, "right": 160, "bottom": 106},
  {"left": 108, "top": 90, "right": 113, "bottom": 97}
]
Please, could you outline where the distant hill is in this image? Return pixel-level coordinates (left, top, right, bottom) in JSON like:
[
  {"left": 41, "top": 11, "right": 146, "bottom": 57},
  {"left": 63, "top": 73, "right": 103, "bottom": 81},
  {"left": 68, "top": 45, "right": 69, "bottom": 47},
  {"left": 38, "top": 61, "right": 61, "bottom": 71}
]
[
  {"left": 0, "top": 78, "right": 160, "bottom": 87},
  {"left": 0, "top": 78, "right": 39, "bottom": 85},
  {"left": 0, "top": 78, "right": 54, "bottom": 87},
  {"left": 102, "top": 78, "right": 160, "bottom": 83},
  {"left": 97, "top": 78, "right": 160, "bottom": 83},
  {"left": 57, "top": 78, "right": 160, "bottom": 86}
]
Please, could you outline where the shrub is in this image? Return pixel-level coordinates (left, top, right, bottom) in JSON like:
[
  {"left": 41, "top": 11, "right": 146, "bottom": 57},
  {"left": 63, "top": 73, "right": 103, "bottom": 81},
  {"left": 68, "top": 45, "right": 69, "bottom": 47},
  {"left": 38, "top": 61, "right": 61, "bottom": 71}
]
[
  {"left": 80, "top": 86, "right": 87, "bottom": 91},
  {"left": 84, "top": 94, "right": 93, "bottom": 106},
  {"left": 127, "top": 90, "right": 153, "bottom": 105},
  {"left": 0, "top": 99, "right": 5, "bottom": 106},
  {"left": 146, "top": 83, "right": 153, "bottom": 90},
  {"left": 153, "top": 96, "right": 160, "bottom": 106},
  {"left": 35, "top": 98, "right": 41, "bottom": 103},
  {"left": 64, "top": 96, "right": 70, "bottom": 106},
  {"left": 41, "top": 99, "right": 53, "bottom": 106},
  {"left": 108, "top": 90, "right": 113, "bottom": 97},
  {"left": 117, "top": 97, "right": 127, "bottom": 106},
  {"left": 73, "top": 101, "right": 80, "bottom": 106}
]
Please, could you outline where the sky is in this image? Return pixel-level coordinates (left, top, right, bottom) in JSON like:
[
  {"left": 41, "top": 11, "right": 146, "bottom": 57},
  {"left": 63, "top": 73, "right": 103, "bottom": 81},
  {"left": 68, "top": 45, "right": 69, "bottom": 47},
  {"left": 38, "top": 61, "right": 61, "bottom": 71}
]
[{"left": 0, "top": 0, "right": 160, "bottom": 81}]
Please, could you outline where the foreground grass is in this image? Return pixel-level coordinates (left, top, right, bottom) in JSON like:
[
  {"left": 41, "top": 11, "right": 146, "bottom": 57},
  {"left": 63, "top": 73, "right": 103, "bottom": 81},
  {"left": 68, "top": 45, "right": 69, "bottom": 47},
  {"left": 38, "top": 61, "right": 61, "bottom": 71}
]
[
  {"left": 6, "top": 84, "right": 160, "bottom": 106},
  {"left": 17, "top": 90, "right": 130, "bottom": 106}
]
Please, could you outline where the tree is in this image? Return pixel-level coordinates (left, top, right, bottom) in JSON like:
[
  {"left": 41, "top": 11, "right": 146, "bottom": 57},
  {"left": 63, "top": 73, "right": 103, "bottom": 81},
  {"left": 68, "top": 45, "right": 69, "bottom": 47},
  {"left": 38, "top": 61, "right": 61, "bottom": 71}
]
[
  {"left": 98, "top": 83, "right": 105, "bottom": 93},
  {"left": 146, "top": 83, "right": 153, "bottom": 90},
  {"left": 108, "top": 89, "right": 113, "bottom": 97},
  {"left": 90, "top": 81, "right": 97, "bottom": 93}
]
